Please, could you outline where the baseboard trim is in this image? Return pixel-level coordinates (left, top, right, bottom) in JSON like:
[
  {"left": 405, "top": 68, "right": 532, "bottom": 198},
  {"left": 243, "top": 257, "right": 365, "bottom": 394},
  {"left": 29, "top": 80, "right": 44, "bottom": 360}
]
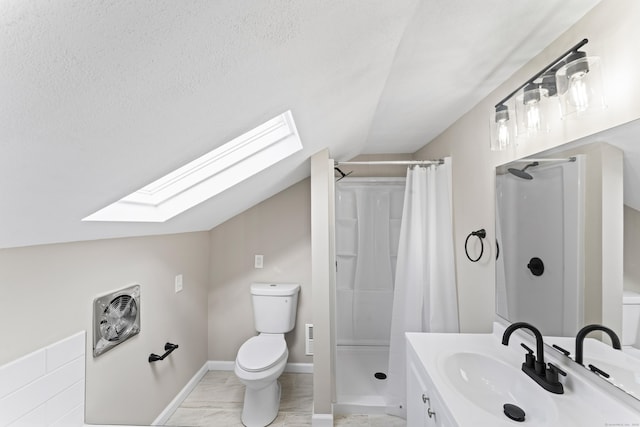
[
  {"left": 311, "top": 413, "right": 334, "bottom": 426},
  {"left": 207, "top": 360, "right": 235, "bottom": 371},
  {"left": 284, "top": 362, "right": 313, "bottom": 373},
  {"left": 151, "top": 362, "right": 208, "bottom": 426}
]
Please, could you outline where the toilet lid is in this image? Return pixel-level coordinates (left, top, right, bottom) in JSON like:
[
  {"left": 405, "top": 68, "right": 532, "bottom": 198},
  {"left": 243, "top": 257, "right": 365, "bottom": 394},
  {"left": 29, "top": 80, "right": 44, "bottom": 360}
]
[
  {"left": 624, "top": 290, "right": 640, "bottom": 304},
  {"left": 237, "top": 335, "right": 287, "bottom": 372}
]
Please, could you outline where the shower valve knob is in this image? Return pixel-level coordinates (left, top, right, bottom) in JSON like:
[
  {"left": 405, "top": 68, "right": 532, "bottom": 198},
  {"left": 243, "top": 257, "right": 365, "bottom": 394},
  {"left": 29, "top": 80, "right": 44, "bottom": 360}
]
[{"left": 527, "top": 257, "right": 545, "bottom": 276}]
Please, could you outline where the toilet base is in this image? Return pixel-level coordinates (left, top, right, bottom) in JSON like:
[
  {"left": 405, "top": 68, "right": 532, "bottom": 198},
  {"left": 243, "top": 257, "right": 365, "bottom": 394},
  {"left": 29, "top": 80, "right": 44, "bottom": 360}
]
[{"left": 241, "top": 380, "right": 281, "bottom": 427}]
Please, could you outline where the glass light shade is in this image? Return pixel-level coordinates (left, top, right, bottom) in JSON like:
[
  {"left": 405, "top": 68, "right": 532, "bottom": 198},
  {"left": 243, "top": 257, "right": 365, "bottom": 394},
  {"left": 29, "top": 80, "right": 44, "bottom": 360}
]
[
  {"left": 490, "top": 102, "right": 515, "bottom": 151},
  {"left": 515, "top": 85, "right": 558, "bottom": 138},
  {"left": 555, "top": 54, "right": 605, "bottom": 117}
]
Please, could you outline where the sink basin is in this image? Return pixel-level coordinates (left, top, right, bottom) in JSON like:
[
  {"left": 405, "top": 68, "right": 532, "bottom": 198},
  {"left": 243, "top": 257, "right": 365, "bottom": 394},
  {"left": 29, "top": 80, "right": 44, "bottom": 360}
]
[
  {"left": 441, "top": 352, "right": 558, "bottom": 424},
  {"left": 407, "top": 332, "right": 640, "bottom": 426}
]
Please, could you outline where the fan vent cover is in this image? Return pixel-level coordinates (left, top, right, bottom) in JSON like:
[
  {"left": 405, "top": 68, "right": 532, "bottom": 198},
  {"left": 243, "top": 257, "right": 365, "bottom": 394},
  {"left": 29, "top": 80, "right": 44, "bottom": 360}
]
[{"left": 93, "top": 284, "right": 140, "bottom": 357}]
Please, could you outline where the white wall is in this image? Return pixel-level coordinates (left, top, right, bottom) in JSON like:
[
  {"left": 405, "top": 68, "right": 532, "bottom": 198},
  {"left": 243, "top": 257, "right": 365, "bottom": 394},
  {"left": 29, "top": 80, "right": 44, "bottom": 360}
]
[
  {"left": 0, "top": 232, "right": 210, "bottom": 425},
  {"left": 414, "top": 0, "right": 639, "bottom": 332},
  {"left": 310, "top": 149, "right": 334, "bottom": 422},
  {"left": 207, "top": 178, "right": 312, "bottom": 363}
]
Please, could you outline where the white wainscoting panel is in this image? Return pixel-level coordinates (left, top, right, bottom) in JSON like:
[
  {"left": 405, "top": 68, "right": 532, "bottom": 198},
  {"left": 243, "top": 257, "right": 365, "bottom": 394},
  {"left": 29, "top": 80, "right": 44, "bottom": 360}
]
[{"left": 0, "top": 332, "right": 85, "bottom": 427}]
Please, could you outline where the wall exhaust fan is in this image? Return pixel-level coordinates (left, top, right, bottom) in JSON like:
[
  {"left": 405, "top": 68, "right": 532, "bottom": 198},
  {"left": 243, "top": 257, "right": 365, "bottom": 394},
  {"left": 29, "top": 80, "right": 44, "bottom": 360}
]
[{"left": 93, "top": 284, "right": 140, "bottom": 357}]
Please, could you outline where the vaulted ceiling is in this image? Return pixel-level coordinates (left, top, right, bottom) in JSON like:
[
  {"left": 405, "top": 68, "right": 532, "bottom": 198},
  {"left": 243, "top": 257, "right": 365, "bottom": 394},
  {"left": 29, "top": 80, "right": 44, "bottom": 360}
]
[{"left": 1, "top": 0, "right": 601, "bottom": 248}]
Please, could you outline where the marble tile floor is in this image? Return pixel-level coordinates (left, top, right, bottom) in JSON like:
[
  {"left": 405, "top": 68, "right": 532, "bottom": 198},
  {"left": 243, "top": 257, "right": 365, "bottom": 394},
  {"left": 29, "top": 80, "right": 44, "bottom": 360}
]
[{"left": 165, "top": 370, "right": 406, "bottom": 427}]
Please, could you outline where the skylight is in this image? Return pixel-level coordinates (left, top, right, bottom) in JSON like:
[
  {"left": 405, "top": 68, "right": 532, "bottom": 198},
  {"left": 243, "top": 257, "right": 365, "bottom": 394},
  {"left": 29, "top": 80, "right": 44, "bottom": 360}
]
[{"left": 83, "top": 110, "right": 302, "bottom": 222}]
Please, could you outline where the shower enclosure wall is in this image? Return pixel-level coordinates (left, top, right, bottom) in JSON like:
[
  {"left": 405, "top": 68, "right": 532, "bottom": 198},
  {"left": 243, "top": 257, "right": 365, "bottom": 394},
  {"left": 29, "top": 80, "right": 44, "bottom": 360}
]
[
  {"left": 334, "top": 177, "right": 406, "bottom": 412},
  {"left": 496, "top": 156, "right": 585, "bottom": 336}
]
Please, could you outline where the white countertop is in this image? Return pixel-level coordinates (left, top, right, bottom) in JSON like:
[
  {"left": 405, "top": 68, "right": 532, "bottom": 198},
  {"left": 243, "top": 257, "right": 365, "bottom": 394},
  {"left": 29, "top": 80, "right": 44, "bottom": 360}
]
[{"left": 406, "top": 330, "right": 640, "bottom": 426}]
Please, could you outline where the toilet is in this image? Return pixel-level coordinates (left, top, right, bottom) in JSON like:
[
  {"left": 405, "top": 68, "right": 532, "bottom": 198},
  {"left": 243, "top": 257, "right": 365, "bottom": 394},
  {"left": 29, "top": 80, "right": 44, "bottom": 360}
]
[
  {"left": 234, "top": 283, "right": 300, "bottom": 427},
  {"left": 622, "top": 290, "right": 640, "bottom": 348}
]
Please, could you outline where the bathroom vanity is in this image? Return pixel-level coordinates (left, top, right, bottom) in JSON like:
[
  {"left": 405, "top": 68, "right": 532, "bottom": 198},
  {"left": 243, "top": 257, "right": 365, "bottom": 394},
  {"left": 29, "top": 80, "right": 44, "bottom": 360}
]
[{"left": 406, "top": 327, "right": 640, "bottom": 426}]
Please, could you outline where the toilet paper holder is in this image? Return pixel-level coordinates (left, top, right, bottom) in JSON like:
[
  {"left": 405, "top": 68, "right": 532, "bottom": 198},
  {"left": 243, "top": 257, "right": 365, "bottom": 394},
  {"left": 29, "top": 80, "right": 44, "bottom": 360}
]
[{"left": 149, "top": 342, "right": 179, "bottom": 363}]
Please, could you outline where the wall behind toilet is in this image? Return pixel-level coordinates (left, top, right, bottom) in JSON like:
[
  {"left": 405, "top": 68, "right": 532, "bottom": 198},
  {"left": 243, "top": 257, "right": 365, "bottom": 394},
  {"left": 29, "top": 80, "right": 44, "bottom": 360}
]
[{"left": 208, "top": 178, "right": 312, "bottom": 364}]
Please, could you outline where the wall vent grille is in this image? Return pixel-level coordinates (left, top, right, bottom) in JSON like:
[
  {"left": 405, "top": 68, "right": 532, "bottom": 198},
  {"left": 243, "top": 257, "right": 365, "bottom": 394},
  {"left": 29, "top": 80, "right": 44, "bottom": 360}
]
[
  {"left": 305, "top": 323, "right": 314, "bottom": 355},
  {"left": 93, "top": 284, "right": 140, "bottom": 357}
]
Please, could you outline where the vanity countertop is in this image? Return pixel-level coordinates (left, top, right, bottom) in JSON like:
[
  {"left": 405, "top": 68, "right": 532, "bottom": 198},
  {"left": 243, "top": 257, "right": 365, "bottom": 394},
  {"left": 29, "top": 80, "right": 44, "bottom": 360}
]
[{"left": 406, "top": 331, "right": 640, "bottom": 426}]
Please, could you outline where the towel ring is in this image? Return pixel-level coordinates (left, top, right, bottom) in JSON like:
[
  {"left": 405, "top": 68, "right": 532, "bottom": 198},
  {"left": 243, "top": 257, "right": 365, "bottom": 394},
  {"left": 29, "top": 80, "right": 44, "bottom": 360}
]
[{"left": 465, "top": 229, "right": 486, "bottom": 262}]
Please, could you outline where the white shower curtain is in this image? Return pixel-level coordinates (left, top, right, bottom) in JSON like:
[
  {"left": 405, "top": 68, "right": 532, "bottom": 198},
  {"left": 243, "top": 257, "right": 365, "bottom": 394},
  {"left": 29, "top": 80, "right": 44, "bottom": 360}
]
[
  {"left": 495, "top": 179, "right": 509, "bottom": 319},
  {"left": 385, "top": 157, "right": 459, "bottom": 418}
]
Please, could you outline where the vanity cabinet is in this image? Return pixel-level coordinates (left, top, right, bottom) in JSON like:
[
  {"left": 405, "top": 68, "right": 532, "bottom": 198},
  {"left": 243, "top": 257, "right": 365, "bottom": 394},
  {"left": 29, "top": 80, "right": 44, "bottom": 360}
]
[{"left": 407, "top": 345, "right": 456, "bottom": 427}]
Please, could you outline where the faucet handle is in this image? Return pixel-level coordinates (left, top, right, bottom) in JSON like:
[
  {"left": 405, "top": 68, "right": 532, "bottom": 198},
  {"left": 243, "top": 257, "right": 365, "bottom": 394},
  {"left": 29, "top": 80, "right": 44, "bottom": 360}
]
[
  {"left": 588, "top": 364, "right": 610, "bottom": 379},
  {"left": 520, "top": 343, "right": 535, "bottom": 368},
  {"left": 552, "top": 344, "right": 571, "bottom": 357},
  {"left": 520, "top": 343, "right": 533, "bottom": 354},
  {"left": 546, "top": 362, "right": 567, "bottom": 384}
]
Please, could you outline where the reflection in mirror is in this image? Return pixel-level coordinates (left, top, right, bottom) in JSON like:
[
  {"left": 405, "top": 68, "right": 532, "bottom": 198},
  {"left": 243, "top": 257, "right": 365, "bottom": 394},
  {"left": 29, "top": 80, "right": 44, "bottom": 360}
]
[
  {"left": 496, "top": 156, "right": 584, "bottom": 337},
  {"left": 495, "top": 119, "right": 640, "bottom": 399}
]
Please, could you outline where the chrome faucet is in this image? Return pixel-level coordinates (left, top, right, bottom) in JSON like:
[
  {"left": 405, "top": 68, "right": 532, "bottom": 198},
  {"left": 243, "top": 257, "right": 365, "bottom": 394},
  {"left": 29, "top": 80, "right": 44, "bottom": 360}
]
[
  {"left": 574, "top": 324, "right": 621, "bottom": 365},
  {"left": 502, "top": 322, "right": 566, "bottom": 394}
]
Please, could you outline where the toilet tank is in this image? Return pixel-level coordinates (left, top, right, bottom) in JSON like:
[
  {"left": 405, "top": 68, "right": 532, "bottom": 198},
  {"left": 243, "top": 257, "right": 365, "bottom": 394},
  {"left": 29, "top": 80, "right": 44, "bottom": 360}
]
[
  {"left": 251, "top": 283, "right": 300, "bottom": 333},
  {"left": 623, "top": 290, "right": 640, "bottom": 346}
]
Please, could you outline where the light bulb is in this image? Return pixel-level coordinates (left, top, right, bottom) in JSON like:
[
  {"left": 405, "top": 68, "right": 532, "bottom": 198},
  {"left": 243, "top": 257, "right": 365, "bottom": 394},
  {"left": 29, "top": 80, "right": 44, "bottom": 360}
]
[
  {"left": 568, "top": 72, "right": 589, "bottom": 112},
  {"left": 496, "top": 120, "right": 509, "bottom": 149},
  {"left": 494, "top": 105, "right": 510, "bottom": 150},
  {"left": 520, "top": 84, "right": 547, "bottom": 135},
  {"left": 557, "top": 50, "right": 597, "bottom": 116},
  {"left": 525, "top": 101, "right": 541, "bottom": 131}
]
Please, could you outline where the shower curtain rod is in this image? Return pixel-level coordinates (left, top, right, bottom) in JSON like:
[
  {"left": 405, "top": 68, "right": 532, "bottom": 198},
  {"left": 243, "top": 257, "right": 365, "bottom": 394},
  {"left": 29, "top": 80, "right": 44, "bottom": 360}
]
[
  {"left": 510, "top": 157, "right": 576, "bottom": 163},
  {"left": 335, "top": 159, "right": 444, "bottom": 166}
]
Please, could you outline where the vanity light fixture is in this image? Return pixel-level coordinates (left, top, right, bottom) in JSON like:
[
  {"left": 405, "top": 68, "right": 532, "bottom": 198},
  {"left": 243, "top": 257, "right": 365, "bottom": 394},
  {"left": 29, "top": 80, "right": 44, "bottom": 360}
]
[
  {"left": 490, "top": 39, "right": 605, "bottom": 151},
  {"left": 555, "top": 50, "right": 605, "bottom": 117}
]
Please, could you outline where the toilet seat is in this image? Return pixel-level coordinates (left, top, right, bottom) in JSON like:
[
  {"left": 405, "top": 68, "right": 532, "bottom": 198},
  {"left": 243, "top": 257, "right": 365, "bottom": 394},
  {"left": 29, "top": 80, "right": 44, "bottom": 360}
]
[{"left": 237, "top": 335, "right": 287, "bottom": 372}]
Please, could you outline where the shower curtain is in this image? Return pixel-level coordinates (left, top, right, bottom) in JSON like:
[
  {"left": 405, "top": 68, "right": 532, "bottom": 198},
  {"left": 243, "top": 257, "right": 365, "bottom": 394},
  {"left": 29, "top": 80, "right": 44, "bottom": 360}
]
[
  {"left": 385, "top": 157, "right": 459, "bottom": 418},
  {"left": 495, "top": 181, "right": 510, "bottom": 319}
]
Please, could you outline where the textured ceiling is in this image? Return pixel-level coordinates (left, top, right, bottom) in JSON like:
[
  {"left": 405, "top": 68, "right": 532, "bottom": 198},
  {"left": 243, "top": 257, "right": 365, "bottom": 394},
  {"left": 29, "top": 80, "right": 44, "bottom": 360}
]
[{"left": 0, "top": 0, "right": 601, "bottom": 248}]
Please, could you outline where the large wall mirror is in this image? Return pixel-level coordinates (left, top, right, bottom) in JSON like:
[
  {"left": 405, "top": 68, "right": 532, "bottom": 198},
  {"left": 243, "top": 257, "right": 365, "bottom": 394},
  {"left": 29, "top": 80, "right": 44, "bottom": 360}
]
[{"left": 495, "top": 118, "right": 640, "bottom": 399}]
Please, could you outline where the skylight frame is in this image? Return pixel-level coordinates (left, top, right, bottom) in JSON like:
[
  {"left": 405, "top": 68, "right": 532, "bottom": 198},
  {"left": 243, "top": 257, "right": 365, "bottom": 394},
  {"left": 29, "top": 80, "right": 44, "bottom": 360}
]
[{"left": 83, "top": 110, "right": 302, "bottom": 223}]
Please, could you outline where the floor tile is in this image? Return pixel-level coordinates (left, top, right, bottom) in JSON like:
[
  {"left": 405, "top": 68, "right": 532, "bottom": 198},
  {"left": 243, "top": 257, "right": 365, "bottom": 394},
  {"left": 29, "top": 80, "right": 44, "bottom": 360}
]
[
  {"left": 334, "top": 414, "right": 370, "bottom": 426},
  {"left": 164, "top": 370, "right": 405, "bottom": 426},
  {"left": 369, "top": 414, "right": 406, "bottom": 427}
]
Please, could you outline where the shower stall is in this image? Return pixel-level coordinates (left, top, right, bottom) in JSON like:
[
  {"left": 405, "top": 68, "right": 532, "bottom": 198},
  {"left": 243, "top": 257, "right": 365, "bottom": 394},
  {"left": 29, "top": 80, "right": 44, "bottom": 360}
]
[
  {"left": 333, "top": 177, "right": 406, "bottom": 412},
  {"left": 496, "top": 156, "right": 585, "bottom": 336}
]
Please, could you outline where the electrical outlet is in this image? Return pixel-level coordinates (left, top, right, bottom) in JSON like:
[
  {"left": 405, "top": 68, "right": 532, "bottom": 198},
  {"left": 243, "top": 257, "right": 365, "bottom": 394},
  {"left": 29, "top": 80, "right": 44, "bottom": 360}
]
[
  {"left": 254, "top": 255, "right": 264, "bottom": 269},
  {"left": 175, "top": 274, "right": 183, "bottom": 293}
]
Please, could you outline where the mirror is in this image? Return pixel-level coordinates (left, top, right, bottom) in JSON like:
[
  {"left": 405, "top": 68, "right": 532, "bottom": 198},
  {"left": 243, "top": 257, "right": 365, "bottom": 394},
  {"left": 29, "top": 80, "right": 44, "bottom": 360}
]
[{"left": 495, "top": 118, "right": 640, "bottom": 399}]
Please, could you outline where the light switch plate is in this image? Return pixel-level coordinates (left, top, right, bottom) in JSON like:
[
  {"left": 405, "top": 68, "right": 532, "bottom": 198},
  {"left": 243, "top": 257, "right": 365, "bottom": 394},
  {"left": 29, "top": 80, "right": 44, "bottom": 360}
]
[{"left": 254, "top": 255, "right": 264, "bottom": 269}]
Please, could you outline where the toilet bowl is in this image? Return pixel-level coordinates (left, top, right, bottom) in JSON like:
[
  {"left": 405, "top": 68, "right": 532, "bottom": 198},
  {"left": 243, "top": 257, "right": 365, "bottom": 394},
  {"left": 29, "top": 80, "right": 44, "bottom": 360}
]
[
  {"left": 623, "top": 290, "right": 640, "bottom": 348},
  {"left": 234, "top": 283, "right": 300, "bottom": 427},
  {"left": 235, "top": 334, "right": 288, "bottom": 426}
]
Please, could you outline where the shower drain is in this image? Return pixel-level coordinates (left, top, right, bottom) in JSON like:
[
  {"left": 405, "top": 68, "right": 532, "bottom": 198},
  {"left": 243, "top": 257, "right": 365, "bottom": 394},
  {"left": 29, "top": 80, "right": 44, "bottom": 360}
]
[{"left": 374, "top": 372, "right": 387, "bottom": 380}]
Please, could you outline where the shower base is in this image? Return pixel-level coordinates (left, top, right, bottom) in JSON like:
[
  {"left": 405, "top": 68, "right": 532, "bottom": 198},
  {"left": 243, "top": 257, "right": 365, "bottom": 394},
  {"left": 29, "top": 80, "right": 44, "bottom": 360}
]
[{"left": 334, "top": 345, "right": 389, "bottom": 415}]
